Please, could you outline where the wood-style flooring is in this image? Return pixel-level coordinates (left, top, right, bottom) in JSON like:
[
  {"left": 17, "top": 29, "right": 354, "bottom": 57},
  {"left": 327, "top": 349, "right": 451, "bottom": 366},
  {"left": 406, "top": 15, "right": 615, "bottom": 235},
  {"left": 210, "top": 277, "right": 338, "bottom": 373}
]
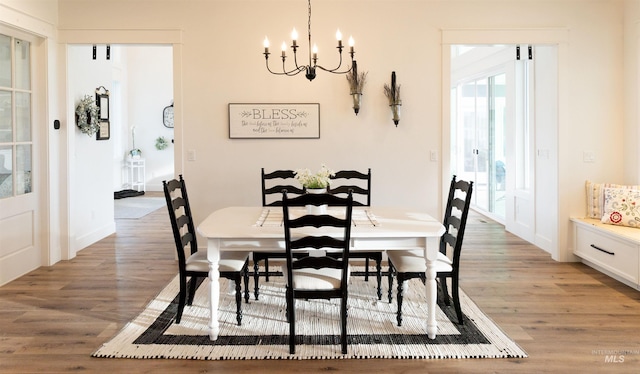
[{"left": 1, "top": 203, "right": 640, "bottom": 373}]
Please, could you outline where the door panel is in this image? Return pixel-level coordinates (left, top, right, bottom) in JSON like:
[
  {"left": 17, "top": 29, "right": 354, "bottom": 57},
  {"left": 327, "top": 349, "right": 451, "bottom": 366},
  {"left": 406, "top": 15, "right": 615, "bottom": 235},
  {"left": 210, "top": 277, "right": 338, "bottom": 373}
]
[
  {"left": 505, "top": 51, "right": 535, "bottom": 243},
  {"left": 0, "top": 29, "right": 40, "bottom": 286}
]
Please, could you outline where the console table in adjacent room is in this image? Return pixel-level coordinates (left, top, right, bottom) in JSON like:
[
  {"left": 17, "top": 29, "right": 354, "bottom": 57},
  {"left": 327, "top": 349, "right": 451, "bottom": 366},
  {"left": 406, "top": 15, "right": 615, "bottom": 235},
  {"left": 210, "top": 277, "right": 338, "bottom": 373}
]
[{"left": 126, "top": 158, "right": 145, "bottom": 192}]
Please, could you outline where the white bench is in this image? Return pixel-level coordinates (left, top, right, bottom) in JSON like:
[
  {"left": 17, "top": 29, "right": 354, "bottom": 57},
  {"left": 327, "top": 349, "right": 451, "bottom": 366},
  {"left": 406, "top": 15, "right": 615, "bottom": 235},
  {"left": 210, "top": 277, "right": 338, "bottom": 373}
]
[{"left": 572, "top": 217, "right": 640, "bottom": 290}]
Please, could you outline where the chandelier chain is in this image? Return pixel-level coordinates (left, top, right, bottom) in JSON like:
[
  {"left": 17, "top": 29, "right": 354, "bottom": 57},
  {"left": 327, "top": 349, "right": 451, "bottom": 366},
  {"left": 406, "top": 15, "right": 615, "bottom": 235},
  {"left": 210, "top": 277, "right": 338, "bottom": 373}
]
[
  {"left": 308, "top": 0, "right": 312, "bottom": 64},
  {"left": 308, "top": 0, "right": 312, "bottom": 41}
]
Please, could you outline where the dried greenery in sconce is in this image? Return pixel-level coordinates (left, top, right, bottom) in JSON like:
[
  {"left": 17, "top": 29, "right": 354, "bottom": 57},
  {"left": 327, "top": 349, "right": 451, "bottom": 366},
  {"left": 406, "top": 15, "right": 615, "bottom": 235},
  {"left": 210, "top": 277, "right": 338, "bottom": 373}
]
[
  {"left": 155, "top": 136, "right": 169, "bottom": 150},
  {"left": 383, "top": 71, "right": 402, "bottom": 126},
  {"left": 346, "top": 61, "right": 367, "bottom": 115}
]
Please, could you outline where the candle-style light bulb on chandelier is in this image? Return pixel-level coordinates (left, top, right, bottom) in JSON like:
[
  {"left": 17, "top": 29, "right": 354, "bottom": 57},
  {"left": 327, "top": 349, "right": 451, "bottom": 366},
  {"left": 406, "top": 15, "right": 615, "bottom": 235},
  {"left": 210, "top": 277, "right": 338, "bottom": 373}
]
[{"left": 263, "top": 0, "right": 356, "bottom": 82}]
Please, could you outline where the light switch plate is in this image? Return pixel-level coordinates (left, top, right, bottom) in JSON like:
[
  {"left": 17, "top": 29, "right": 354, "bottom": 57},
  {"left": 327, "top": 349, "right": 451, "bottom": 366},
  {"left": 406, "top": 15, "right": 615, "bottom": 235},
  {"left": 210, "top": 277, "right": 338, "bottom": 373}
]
[
  {"left": 583, "top": 151, "right": 595, "bottom": 163},
  {"left": 430, "top": 150, "right": 438, "bottom": 161},
  {"left": 187, "top": 149, "right": 196, "bottom": 161}
]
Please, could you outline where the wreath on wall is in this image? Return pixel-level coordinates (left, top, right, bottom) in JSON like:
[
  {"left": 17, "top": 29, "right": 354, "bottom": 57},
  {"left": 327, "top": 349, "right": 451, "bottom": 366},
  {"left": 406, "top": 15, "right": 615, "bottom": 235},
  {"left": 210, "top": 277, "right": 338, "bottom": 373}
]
[
  {"left": 75, "top": 95, "right": 100, "bottom": 136},
  {"left": 155, "top": 136, "right": 169, "bottom": 150}
]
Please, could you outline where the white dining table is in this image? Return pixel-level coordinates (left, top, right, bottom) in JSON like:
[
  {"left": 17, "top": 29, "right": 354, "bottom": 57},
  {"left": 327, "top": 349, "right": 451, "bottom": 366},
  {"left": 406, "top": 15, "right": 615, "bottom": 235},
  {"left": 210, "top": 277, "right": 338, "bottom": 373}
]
[{"left": 197, "top": 206, "right": 445, "bottom": 341}]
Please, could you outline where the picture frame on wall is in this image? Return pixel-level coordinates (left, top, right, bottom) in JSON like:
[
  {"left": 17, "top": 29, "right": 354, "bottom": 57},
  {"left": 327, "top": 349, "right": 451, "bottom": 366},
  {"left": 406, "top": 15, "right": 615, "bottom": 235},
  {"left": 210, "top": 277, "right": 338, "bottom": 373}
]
[
  {"left": 228, "top": 103, "right": 320, "bottom": 139},
  {"left": 97, "top": 120, "right": 110, "bottom": 140},
  {"left": 96, "top": 86, "right": 110, "bottom": 121}
]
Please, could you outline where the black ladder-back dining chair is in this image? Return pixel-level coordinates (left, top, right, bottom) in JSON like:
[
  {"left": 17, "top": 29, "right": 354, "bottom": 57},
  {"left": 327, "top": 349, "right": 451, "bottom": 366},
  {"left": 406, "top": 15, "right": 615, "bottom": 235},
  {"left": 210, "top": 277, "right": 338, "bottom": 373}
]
[
  {"left": 282, "top": 190, "right": 354, "bottom": 354},
  {"left": 328, "top": 168, "right": 382, "bottom": 300},
  {"left": 163, "top": 175, "right": 250, "bottom": 325},
  {"left": 387, "top": 175, "right": 473, "bottom": 326},
  {"left": 253, "top": 168, "right": 306, "bottom": 300}
]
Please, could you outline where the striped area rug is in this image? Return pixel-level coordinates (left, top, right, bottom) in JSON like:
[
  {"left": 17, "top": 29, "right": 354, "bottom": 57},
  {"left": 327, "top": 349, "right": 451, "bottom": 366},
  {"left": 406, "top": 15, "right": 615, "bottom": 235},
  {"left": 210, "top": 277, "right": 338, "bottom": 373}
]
[{"left": 92, "top": 270, "right": 527, "bottom": 360}]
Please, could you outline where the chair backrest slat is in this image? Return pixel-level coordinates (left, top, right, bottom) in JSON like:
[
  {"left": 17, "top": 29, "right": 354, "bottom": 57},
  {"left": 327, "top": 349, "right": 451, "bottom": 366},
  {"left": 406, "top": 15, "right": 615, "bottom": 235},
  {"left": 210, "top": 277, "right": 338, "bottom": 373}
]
[
  {"left": 293, "top": 256, "right": 342, "bottom": 270},
  {"left": 289, "top": 235, "right": 345, "bottom": 251},
  {"left": 288, "top": 214, "right": 348, "bottom": 229}
]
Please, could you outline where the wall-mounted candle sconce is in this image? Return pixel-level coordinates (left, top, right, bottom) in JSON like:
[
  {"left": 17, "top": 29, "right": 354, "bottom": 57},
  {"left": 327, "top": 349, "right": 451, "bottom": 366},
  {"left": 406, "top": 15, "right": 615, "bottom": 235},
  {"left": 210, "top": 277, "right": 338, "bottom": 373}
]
[
  {"left": 383, "top": 71, "right": 401, "bottom": 126},
  {"left": 346, "top": 61, "right": 367, "bottom": 115}
]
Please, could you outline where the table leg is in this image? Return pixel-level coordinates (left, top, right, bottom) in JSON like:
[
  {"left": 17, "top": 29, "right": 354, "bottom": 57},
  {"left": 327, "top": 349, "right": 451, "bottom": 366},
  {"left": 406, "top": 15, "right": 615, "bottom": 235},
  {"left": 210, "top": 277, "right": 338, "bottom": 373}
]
[
  {"left": 208, "top": 238, "right": 221, "bottom": 340},
  {"left": 424, "top": 236, "right": 439, "bottom": 339}
]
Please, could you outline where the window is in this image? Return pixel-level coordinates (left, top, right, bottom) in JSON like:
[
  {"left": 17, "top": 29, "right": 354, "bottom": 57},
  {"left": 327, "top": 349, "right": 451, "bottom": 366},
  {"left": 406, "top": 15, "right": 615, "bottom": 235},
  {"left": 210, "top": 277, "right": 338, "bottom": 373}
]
[{"left": 0, "top": 33, "right": 32, "bottom": 198}]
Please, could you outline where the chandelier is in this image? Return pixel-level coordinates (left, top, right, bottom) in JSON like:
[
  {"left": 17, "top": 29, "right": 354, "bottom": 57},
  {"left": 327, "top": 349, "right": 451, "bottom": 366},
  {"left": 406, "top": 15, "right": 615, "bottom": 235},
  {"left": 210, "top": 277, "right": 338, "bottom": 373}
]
[{"left": 262, "top": 0, "right": 356, "bottom": 82}]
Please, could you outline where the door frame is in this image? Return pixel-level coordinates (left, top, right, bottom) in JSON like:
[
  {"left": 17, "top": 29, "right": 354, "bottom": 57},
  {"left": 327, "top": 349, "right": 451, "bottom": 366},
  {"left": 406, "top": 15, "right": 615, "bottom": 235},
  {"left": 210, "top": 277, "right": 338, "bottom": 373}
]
[
  {"left": 57, "top": 29, "right": 183, "bottom": 260},
  {"left": 441, "top": 28, "right": 568, "bottom": 260}
]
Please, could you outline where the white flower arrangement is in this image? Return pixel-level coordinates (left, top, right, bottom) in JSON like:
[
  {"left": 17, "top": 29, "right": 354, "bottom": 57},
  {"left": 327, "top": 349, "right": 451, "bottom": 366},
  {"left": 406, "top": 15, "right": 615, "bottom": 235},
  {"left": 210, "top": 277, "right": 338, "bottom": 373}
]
[
  {"left": 294, "top": 164, "right": 335, "bottom": 189},
  {"left": 75, "top": 95, "right": 100, "bottom": 136}
]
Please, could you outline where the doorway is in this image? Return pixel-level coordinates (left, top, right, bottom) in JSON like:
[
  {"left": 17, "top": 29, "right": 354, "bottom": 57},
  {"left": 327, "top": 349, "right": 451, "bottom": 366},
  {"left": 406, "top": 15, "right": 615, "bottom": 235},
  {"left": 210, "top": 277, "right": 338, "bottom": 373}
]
[
  {"left": 66, "top": 44, "right": 174, "bottom": 253},
  {"left": 447, "top": 42, "right": 559, "bottom": 252}
]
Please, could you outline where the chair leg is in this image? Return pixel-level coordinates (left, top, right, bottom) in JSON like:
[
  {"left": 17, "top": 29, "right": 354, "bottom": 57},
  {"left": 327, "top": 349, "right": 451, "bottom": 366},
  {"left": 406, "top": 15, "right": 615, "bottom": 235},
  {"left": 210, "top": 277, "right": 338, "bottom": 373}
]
[
  {"left": 176, "top": 275, "right": 187, "bottom": 324},
  {"left": 287, "top": 288, "right": 296, "bottom": 354},
  {"left": 452, "top": 274, "right": 463, "bottom": 325},
  {"left": 387, "top": 261, "right": 395, "bottom": 304},
  {"left": 285, "top": 286, "right": 291, "bottom": 323},
  {"left": 264, "top": 258, "right": 270, "bottom": 282},
  {"left": 243, "top": 264, "right": 250, "bottom": 303},
  {"left": 396, "top": 275, "right": 405, "bottom": 327},
  {"left": 187, "top": 277, "right": 198, "bottom": 305},
  {"left": 375, "top": 256, "right": 382, "bottom": 301},
  {"left": 341, "top": 295, "right": 348, "bottom": 354},
  {"left": 439, "top": 275, "right": 450, "bottom": 306},
  {"left": 364, "top": 258, "right": 370, "bottom": 281},
  {"left": 253, "top": 260, "right": 260, "bottom": 300},
  {"left": 234, "top": 275, "right": 243, "bottom": 326}
]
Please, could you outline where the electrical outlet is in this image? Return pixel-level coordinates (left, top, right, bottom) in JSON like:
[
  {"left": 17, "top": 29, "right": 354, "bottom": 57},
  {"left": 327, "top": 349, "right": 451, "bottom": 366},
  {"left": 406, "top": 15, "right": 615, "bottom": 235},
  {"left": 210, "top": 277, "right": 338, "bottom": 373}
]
[{"left": 187, "top": 149, "right": 196, "bottom": 161}]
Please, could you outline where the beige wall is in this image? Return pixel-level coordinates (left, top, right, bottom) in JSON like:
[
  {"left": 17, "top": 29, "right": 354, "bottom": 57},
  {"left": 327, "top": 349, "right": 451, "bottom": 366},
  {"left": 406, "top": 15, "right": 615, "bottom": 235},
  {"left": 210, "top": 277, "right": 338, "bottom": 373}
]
[
  {"left": 53, "top": 0, "right": 638, "bottom": 261},
  {"left": 2, "top": 0, "right": 639, "bottom": 264}
]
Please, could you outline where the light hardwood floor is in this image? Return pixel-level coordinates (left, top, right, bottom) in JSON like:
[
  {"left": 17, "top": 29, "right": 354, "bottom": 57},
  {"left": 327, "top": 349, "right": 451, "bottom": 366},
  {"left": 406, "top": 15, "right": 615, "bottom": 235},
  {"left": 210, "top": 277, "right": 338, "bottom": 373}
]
[{"left": 1, "top": 205, "right": 640, "bottom": 373}]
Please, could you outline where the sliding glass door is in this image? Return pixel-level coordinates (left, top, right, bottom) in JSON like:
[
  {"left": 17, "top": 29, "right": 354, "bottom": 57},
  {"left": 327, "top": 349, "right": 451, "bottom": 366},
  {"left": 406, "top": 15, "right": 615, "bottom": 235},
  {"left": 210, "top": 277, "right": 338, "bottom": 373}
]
[{"left": 451, "top": 70, "right": 506, "bottom": 220}]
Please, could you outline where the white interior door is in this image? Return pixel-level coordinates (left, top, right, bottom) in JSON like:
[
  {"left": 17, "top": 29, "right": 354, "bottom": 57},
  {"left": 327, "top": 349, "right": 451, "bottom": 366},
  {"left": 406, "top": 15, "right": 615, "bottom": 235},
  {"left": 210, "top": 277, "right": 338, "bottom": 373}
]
[
  {"left": 0, "top": 27, "right": 43, "bottom": 285},
  {"left": 505, "top": 47, "right": 535, "bottom": 242}
]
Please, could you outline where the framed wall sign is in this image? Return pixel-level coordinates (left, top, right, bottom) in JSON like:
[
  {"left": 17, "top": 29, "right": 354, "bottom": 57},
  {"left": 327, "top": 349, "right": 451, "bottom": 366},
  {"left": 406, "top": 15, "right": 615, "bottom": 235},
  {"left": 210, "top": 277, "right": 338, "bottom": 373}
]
[
  {"left": 228, "top": 103, "right": 320, "bottom": 139},
  {"left": 97, "top": 120, "right": 110, "bottom": 140},
  {"left": 95, "top": 86, "right": 110, "bottom": 120}
]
